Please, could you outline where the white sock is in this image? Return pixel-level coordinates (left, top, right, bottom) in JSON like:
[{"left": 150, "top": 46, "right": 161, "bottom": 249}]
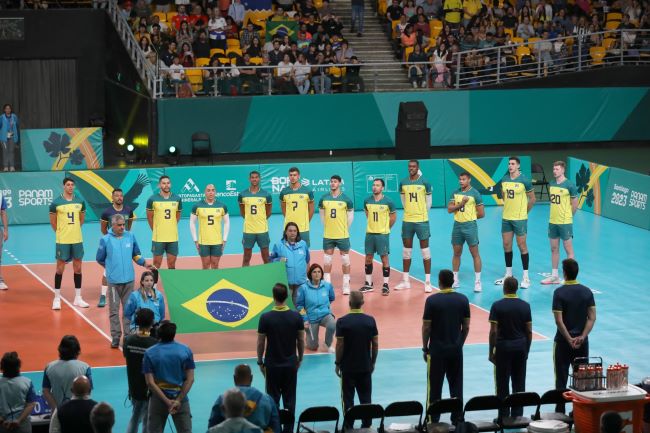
[
  {"left": 75, "top": 288, "right": 82, "bottom": 298},
  {"left": 55, "top": 289, "right": 61, "bottom": 300},
  {"left": 343, "top": 274, "right": 350, "bottom": 284},
  {"left": 383, "top": 276, "right": 389, "bottom": 284},
  {"left": 552, "top": 269, "right": 558, "bottom": 278},
  {"left": 453, "top": 271, "right": 459, "bottom": 281},
  {"left": 523, "top": 270, "right": 529, "bottom": 280},
  {"left": 425, "top": 274, "right": 431, "bottom": 284},
  {"left": 475, "top": 272, "right": 481, "bottom": 282},
  {"left": 402, "top": 272, "right": 409, "bottom": 281},
  {"left": 505, "top": 267, "right": 513, "bottom": 277},
  {"left": 324, "top": 273, "right": 331, "bottom": 283},
  {"left": 101, "top": 285, "right": 108, "bottom": 296},
  {"left": 365, "top": 274, "right": 372, "bottom": 285}
]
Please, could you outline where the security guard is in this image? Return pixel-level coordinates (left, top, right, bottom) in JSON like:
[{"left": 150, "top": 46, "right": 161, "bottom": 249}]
[{"left": 489, "top": 276, "right": 532, "bottom": 418}]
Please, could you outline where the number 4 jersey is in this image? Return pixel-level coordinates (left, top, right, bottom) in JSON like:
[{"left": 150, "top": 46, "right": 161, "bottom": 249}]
[
  {"left": 238, "top": 189, "right": 272, "bottom": 234},
  {"left": 49, "top": 194, "right": 86, "bottom": 244},
  {"left": 549, "top": 179, "right": 578, "bottom": 225},
  {"left": 500, "top": 174, "right": 533, "bottom": 221},
  {"left": 146, "top": 194, "right": 183, "bottom": 242}
]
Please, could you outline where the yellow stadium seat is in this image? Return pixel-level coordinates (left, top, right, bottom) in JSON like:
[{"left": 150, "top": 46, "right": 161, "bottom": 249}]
[
  {"left": 527, "top": 37, "right": 542, "bottom": 49},
  {"left": 515, "top": 45, "right": 531, "bottom": 62},
  {"left": 391, "top": 20, "right": 400, "bottom": 39},
  {"left": 166, "top": 12, "right": 178, "bottom": 22},
  {"left": 606, "top": 12, "right": 622, "bottom": 22},
  {"left": 602, "top": 38, "right": 616, "bottom": 50},
  {"left": 590, "top": 46, "right": 606, "bottom": 65},
  {"left": 313, "top": 0, "right": 323, "bottom": 7},
  {"left": 185, "top": 69, "right": 203, "bottom": 92},
  {"left": 153, "top": 11, "right": 167, "bottom": 22},
  {"left": 329, "top": 66, "right": 346, "bottom": 77},
  {"left": 218, "top": 57, "right": 231, "bottom": 64},
  {"left": 504, "top": 27, "right": 514, "bottom": 38},
  {"left": 378, "top": 0, "right": 387, "bottom": 15},
  {"left": 249, "top": 56, "right": 263, "bottom": 65},
  {"left": 511, "top": 36, "right": 524, "bottom": 46},
  {"left": 404, "top": 46, "right": 414, "bottom": 61},
  {"left": 210, "top": 48, "right": 226, "bottom": 57},
  {"left": 227, "top": 47, "right": 243, "bottom": 57},
  {"left": 196, "top": 57, "right": 211, "bottom": 67},
  {"left": 227, "top": 39, "right": 241, "bottom": 48},
  {"left": 605, "top": 20, "right": 620, "bottom": 30},
  {"left": 430, "top": 19, "right": 443, "bottom": 39}
]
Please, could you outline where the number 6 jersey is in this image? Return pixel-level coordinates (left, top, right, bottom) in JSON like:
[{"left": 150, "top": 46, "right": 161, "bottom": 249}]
[
  {"left": 49, "top": 194, "right": 86, "bottom": 244},
  {"left": 238, "top": 188, "right": 272, "bottom": 234}
]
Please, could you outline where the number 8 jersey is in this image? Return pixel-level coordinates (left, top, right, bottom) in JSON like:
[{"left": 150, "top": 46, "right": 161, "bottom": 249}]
[
  {"left": 49, "top": 194, "right": 86, "bottom": 244},
  {"left": 500, "top": 174, "right": 533, "bottom": 221},
  {"left": 146, "top": 193, "right": 183, "bottom": 242}
]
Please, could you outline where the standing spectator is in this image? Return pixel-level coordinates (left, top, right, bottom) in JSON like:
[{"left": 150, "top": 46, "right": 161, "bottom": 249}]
[
  {"left": 421, "top": 270, "right": 470, "bottom": 424},
  {"left": 0, "top": 352, "right": 36, "bottom": 433},
  {"left": 552, "top": 259, "right": 596, "bottom": 411},
  {"left": 335, "top": 291, "right": 378, "bottom": 430},
  {"left": 489, "top": 277, "right": 532, "bottom": 418},
  {"left": 208, "top": 389, "right": 263, "bottom": 433},
  {"left": 257, "top": 283, "right": 305, "bottom": 432},
  {"left": 42, "top": 336, "right": 92, "bottom": 410},
  {"left": 228, "top": 0, "right": 245, "bottom": 27},
  {"left": 96, "top": 214, "right": 152, "bottom": 348},
  {"left": 123, "top": 309, "right": 158, "bottom": 433},
  {"left": 124, "top": 271, "right": 166, "bottom": 332},
  {"left": 49, "top": 376, "right": 97, "bottom": 433},
  {"left": 0, "top": 188, "right": 8, "bottom": 290},
  {"left": 208, "top": 365, "right": 281, "bottom": 433},
  {"left": 442, "top": 0, "right": 462, "bottom": 27},
  {"left": 0, "top": 104, "right": 19, "bottom": 172},
  {"left": 208, "top": 8, "right": 228, "bottom": 50},
  {"left": 351, "top": 0, "right": 365, "bottom": 36},
  {"left": 270, "top": 223, "right": 310, "bottom": 303},
  {"left": 296, "top": 264, "right": 336, "bottom": 352},
  {"left": 143, "top": 321, "right": 195, "bottom": 433},
  {"left": 90, "top": 403, "right": 115, "bottom": 433}
]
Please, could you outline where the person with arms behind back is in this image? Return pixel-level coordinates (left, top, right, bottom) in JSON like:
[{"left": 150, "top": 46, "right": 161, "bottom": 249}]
[{"left": 0, "top": 352, "right": 36, "bottom": 433}]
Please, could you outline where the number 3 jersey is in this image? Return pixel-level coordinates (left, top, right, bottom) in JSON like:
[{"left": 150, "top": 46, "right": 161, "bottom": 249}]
[
  {"left": 450, "top": 187, "right": 483, "bottom": 223},
  {"left": 238, "top": 189, "right": 272, "bottom": 234},
  {"left": 191, "top": 200, "right": 228, "bottom": 245},
  {"left": 146, "top": 194, "right": 182, "bottom": 242},
  {"left": 49, "top": 195, "right": 86, "bottom": 244},
  {"left": 549, "top": 179, "right": 578, "bottom": 225},
  {"left": 399, "top": 177, "right": 432, "bottom": 223},
  {"left": 500, "top": 174, "right": 533, "bottom": 221},
  {"left": 319, "top": 193, "right": 354, "bottom": 239}
]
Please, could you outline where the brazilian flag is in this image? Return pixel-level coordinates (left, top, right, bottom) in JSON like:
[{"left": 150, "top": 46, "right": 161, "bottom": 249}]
[
  {"left": 265, "top": 20, "right": 298, "bottom": 42},
  {"left": 160, "top": 262, "right": 289, "bottom": 334}
]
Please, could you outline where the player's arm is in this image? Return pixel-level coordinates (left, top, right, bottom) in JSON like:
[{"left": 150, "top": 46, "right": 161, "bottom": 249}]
[
  {"left": 426, "top": 194, "right": 432, "bottom": 209},
  {"left": 461, "top": 317, "right": 470, "bottom": 345},
  {"left": 319, "top": 208, "right": 325, "bottom": 224},
  {"left": 335, "top": 336, "right": 344, "bottom": 376},
  {"left": 553, "top": 310, "right": 575, "bottom": 345},
  {"left": 189, "top": 213, "right": 199, "bottom": 247},
  {"left": 239, "top": 202, "right": 246, "bottom": 217},
  {"left": 571, "top": 196, "right": 578, "bottom": 215},
  {"left": 526, "top": 321, "right": 533, "bottom": 353},
  {"left": 400, "top": 194, "right": 405, "bottom": 207},
  {"left": 176, "top": 208, "right": 182, "bottom": 222},
  {"left": 308, "top": 199, "right": 314, "bottom": 221},
  {"left": 223, "top": 213, "right": 230, "bottom": 243},
  {"left": 127, "top": 210, "right": 134, "bottom": 231},
  {"left": 389, "top": 210, "right": 397, "bottom": 228},
  {"left": 146, "top": 209, "right": 154, "bottom": 230},
  {"left": 526, "top": 190, "right": 536, "bottom": 211},
  {"left": 79, "top": 211, "right": 85, "bottom": 226},
  {"left": 347, "top": 210, "right": 354, "bottom": 227},
  {"left": 476, "top": 203, "right": 485, "bottom": 219},
  {"left": 488, "top": 321, "right": 497, "bottom": 363},
  {"left": 100, "top": 219, "right": 109, "bottom": 235},
  {"left": 49, "top": 212, "right": 57, "bottom": 232},
  {"left": 1, "top": 207, "right": 7, "bottom": 241},
  {"left": 580, "top": 307, "right": 596, "bottom": 341},
  {"left": 265, "top": 202, "right": 272, "bottom": 219},
  {"left": 256, "top": 333, "right": 266, "bottom": 367},
  {"left": 421, "top": 319, "right": 431, "bottom": 362},
  {"left": 281, "top": 198, "right": 287, "bottom": 216}
]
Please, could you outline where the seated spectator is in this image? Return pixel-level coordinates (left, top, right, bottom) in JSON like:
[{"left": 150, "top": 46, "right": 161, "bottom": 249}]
[
  {"left": 134, "top": 24, "right": 151, "bottom": 44},
  {"left": 442, "top": 0, "right": 463, "bottom": 27},
  {"left": 293, "top": 55, "right": 311, "bottom": 94},
  {"left": 323, "top": 14, "right": 344, "bottom": 37},
  {"left": 140, "top": 36, "right": 155, "bottom": 62},
  {"left": 280, "top": 35, "right": 292, "bottom": 52},
  {"left": 535, "top": 0, "right": 553, "bottom": 23},
  {"left": 311, "top": 52, "right": 333, "bottom": 93},
  {"left": 246, "top": 37, "right": 263, "bottom": 57},
  {"left": 49, "top": 376, "right": 97, "bottom": 433},
  {"left": 297, "top": 23, "right": 313, "bottom": 50},
  {"left": 176, "top": 21, "right": 194, "bottom": 48},
  {"left": 408, "top": 6, "right": 427, "bottom": 24},
  {"left": 208, "top": 9, "right": 228, "bottom": 50},
  {"left": 161, "top": 41, "right": 178, "bottom": 66},
  {"left": 188, "top": 4, "right": 209, "bottom": 30},
  {"left": 275, "top": 53, "right": 297, "bottom": 94},
  {"left": 203, "top": 57, "right": 225, "bottom": 94},
  {"left": 270, "top": 9, "right": 288, "bottom": 21},
  {"left": 401, "top": 25, "right": 417, "bottom": 58},
  {"left": 0, "top": 352, "right": 36, "bottom": 433},
  {"left": 225, "top": 17, "right": 240, "bottom": 39},
  {"left": 502, "top": 7, "right": 517, "bottom": 30},
  {"left": 478, "top": 32, "right": 496, "bottom": 48},
  {"left": 517, "top": 16, "right": 535, "bottom": 39},
  {"left": 600, "top": 411, "right": 623, "bottom": 433},
  {"left": 241, "top": 23, "right": 260, "bottom": 52},
  {"left": 330, "top": 34, "right": 344, "bottom": 51},
  {"left": 318, "top": 0, "right": 334, "bottom": 18},
  {"left": 151, "top": 0, "right": 171, "bottom": 13},
  {"left": 414, "top": 13, "right": 431, "bottom": 37},
  {"left": 193, "top": 31, "right": 212, "bottom": 58},
  {"left": 421, "top": 0, "right": 441, "bottom": 19},
  {"left": 302, "top": 0, "right": 319, "bottom": 18},
  {"left": 404, "top": 0, "right": 417, "bottom": 18},
  {"left": 90, "top": 403, "right": 115, "bottom": 433},
  {"left": 119, "top": 1, "right": 133, "bottom": 21},
  {"left": 322, "top": 42, "right": 337, "bottom": 62},
  {"left": 268, "top": 40, "right": 284, "bottom": 65},
  {"left": 408, "top": 44, "right": 429, "bottom": 87},
  {"left": 43, "top": 336, "right": 92, "bottom": 410},
  {"left": 386, "top": 0, "right": 404, "bottom": 23},
  {"left": 150, "top": 23, "right": 170, "bottom": 45},
  {"left": 239, "top": 54, "right": 262, "bottom": 94},
  {"left": 532, "top": 30, "right": 554, "bottom": 67},
  {"left": 208, "top": 388, "right": 262, "bottom": 433},
  {"left": 462, "top": 0, "right": 481, "bottom": 27},
  {"left": 296, "top": 264, "right": 336, "bottom": 351},
  {"left": 343, "top": 56, "right": 364, "bottom": 92},
  {"left": 519, "top": 5, "right": 532, "bottom": 24},
  {"left": 336, "top": 40, "right": 355, "bottom": 63},
  {"left": 172, "top": 5, "right": 191, "bottom": 31},
  {"left": 397, "top": 14, "right": 409, "bottom": 37},
  {"left": 228, "top": 0, "right": 246, "bottom": 26},
  {"left": 208, "top": 365, "right": 281, "bottom": 433},
  {"left": 494, "top": 26, "right": 506, "bottom": 44},
  {"left": 460, "top": 33, "right": 477, "bottom": 50},
  {"left": 133, "top": 0, "right": 151, "bottom": 19},
  {"left": 431, "top": 41, "right": 450, "bottom": 86},
  {"left": 276, "top": 0, "right": 294, "bottom": 12},
  {"left": 304, "top": 14, "right": 319, "bottom": 34},
  {"left": 180, "top": 42, "right": 195, "bottom": 67},
  {"left": 287, "top": 42, "right": 301, "bottom": 62},
  {"left": 305, "top": 43, "right": 318, "bottom": 62}
]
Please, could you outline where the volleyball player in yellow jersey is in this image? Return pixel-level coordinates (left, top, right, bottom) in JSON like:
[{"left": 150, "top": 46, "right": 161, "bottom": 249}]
[
  {"left": 239, "top": 171, "right": 273, "bottom": 266},
  {"left": 319, "top": 175, "right": 354, "bottom": 295},
  {"left": 542, "top": 161, "right": 578, "bottom": 285},
  {"left": 280, "top": 167, "right": 314, "bottom": 246},
  {"left": 495, "top": 157, "right": 536, "bottom": 289},
  {"left": 190, "top": 184, "right": 230, "bottom": 269},
  {"left": 49, "top": 177, "right": 89, "bottom": 310},
  {"left": 395, "top": 160, "right": 435, "bottom": 293},
  {"left": 146, "top": 175, "right": 182, "bottom": 270}
]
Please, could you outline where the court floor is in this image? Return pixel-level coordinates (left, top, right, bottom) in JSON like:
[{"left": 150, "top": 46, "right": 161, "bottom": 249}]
[{"left": 1, "top": 204, "right": 649, "bottom": 432}]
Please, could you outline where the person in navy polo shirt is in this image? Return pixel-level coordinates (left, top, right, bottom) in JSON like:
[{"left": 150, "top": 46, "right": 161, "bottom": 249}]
[
  {"left": 257, "top": 283, "right": 305, "bottom": 433},
  {"left": 143, "top": 321, "right": 195, "bottom": 433},
  {"left": 335, "top": 291, "right": 378, "bottom": 429},
  {"left": 489, "top": 276, "right": 532, "bottom": 418},
  {"left": 421, "top": 269, "right": 470, "bottom": 425}
]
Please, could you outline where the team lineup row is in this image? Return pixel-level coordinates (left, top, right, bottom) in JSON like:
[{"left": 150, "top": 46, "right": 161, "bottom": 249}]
[{"left": 43, "top": 157, "right": 579, "bottom": 308}]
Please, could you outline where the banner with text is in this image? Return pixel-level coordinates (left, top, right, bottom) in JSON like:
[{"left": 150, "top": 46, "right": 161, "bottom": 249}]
[
  {"left": 0, "top": 172, "right": 65, "bottom": 225},
  {"left": 567, "top": 157, "right": 610, "bottom": 216},
  {"left": 601, "top": 168, "right": 650, "bottom": 230},
  {"left": 21, "top": 128, "right": 104, "bottom": 171}
]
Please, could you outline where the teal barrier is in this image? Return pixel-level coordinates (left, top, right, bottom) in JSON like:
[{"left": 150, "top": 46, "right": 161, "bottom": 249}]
[
  {"left": 21, "top": 128, "right": 104, "bottom": 171},
  {"left": 601, "top": 168, "right": 650, "bottom": 230},
  {"left": 0, "top": 171, "right": 65, "bottom": 225},
  {"left": 567, "top": 157, "right": 611, "bottom": 216}
]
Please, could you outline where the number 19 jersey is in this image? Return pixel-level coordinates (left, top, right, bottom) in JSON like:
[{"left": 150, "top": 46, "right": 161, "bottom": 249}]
[
  {"left": 500, "top": 174, "right": 533, "bottom": 221},
  {"left": 238, "top": 189, "right": 272, "bottom": 234},
  {"left": 49, "top": 195, "right": 86, "bottom": 244},
  {"left": 146, "top": 193, "right": 182, "bottom": 242}
]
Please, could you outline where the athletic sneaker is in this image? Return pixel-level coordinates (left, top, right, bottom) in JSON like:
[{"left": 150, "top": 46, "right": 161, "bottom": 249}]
[
  {"left": 328, "top": 345, "right": 336, "bottom": 354},
  {"left": 541, "top": 275, "right": 562, "bottom": 285},
  {"left": 342, "top": 282, "right": 351, "bottom": 296},
  {"left": 452, "top": 279, "right": 460, "bottom": 289},
  {"left": 424, "top": 282, "right": 434, "bottom": 293},
  {"left": 0, "top": 282, "right": 7, "bottom": 290},
  {"left": 395, "top": 280, "right": 411, "bottom": 290},
  {"left": 494, "top": 275, "right": 511, "bottom": 285},
  {"left": 97, "top": 295, "right": 106, "bottom": 307},
  {"left": 382, "top": 283, "right": 390, "bottom": 296},
  {"left": 521, "top": 278, "right": 531, "bottom": 289},
  {"left": 73, "top": 297, "right": 90, "bottom": 308},
  {"left": 52, "top": 298, "right": 61, "bottom": 310},
  {"left": 474, "top": 280, "right": 482, "bottom": 293},
  {"left": 111, "top": 338, "right": 120, "bottom": 349},
  {"left": 360, "top": 283, "right": 374, "bottom": 293}
]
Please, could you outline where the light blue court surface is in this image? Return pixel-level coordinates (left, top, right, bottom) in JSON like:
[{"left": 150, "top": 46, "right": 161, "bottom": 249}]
[{"left": 5, "top": 204, "right": 650, "bottom": 432}]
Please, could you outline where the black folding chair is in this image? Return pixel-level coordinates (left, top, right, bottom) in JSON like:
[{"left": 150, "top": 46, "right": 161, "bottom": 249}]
[
  {"left": 535, "top": 389, "right": 573, "bottom": 430},
  {"left": 499, "top": 392, "right": 540, "bottom": 432},
  {"left": 427, "top": 398, "right": 463, "bottom": 431},
  {"left": 342, "top": 403, "right": 385, "bottom": 432},
  {"left": 296, "top": 406, "right": 339, "bottom": 433},
  {"left": 279, "top": 408, "right": 295, "bottom": 433},
  {"left": 531, "top": 163, "right": 550, "bottom": 201},
  {"left": 462, "top": 395, "right": 501, "bottom": 432},
  {"left": 191, "top": 131, "right": 213, "bottom": 164},
  {"left": 384, "top": 401, "right": 424, "bottom": 433}
]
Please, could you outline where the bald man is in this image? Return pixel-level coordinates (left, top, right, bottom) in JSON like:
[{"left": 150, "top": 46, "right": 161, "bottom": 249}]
[
  {"left": 190, "top": 184, "right": 230, "bottom": 269},
  {"left": 49, "top": 375, "right": 98, "bottom": 433}
]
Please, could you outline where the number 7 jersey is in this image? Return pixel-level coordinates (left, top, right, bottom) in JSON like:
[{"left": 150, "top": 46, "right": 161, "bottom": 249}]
[
  {"left": 146, "top": 193, "right": 183, "bottom": 242},
  {"left": 49, "top": 194, "right": 86, "bottom": 244},
  {"left": 238, "top": 188, "right": 272, "bottom": 234}
]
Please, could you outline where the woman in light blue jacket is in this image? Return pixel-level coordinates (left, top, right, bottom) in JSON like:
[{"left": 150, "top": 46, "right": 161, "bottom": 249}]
[
  {"left": 124, "top": 271, "right": 166, "bottom": 332},
  {"left": 0, "top": 104, "right": 19, "bottom": 172},
  {"left": 296, "top": 263, "right": 336, "bottom": 352},
  {"left": 270, "top": 222, "right": 310, "bottom": 303}
]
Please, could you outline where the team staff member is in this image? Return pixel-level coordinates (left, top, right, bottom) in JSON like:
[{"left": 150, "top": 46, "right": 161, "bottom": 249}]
[
  {"left": 270, "top": 223, "right": 310, "bottom": 304},
  {"left": 495, "top": 157, "right": 536, "bottom": 289},
  {"left": 422, "top": 270, "right": 470, "bottom": 425},
  {"left": 257, "top": 283, "right": 305, "bottom": 433},
  {"left": 552, "top": 258, "right": 596, "bottom": 411},
  {"left": 146, "top": 175, "right": 182, "bottom": 270},
  {"left": 98, "top": 188, "right": 134, "bottom": 308},
  {"left": 319, "top": 175, "right": 354, "bottom": 295},
  {"left": 335, "top": 291, "right": 378, "bottom": 429},
  {"left": 190, "top": 184, "right": 230, "bottom": 269},
  {"left": 448, "top": 172, "right": 485, "bottom": 293},
  {"left": 361, "top": 179, "right": 396, "bottom": 296},
  {"left": 542, "top": 161, "right": 578, "bottom": 285},
  {"left": 396, "top": 160, "right": 434, "bottom": 293},
  {"left": 0, "top": 189, "right": 8, "bottom": 290},
  {"left": 280, "top": 167, "right": 314, "bottom": 247},
  {"left": 49, "top": 177, "right": 89, "bottom": 310},
  {"left": 489, "top": 277, "right": 532, "bottom": 418},
  {"left": 239, "top": 171, "right": 273, "bottom": 266}
]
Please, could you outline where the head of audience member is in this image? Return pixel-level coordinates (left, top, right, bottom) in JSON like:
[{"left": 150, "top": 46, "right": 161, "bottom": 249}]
[
  {"left": 233, "top": 364, "right": 253, "bottom": 387},
  {"left": 111, "top": 214, "right": 126, "bottom": 236},
  {"left": 562, "top": 258, "right": 579, "bottom": 282},
  {"left": 349, "top": 291, "right": 364, "bottom": 310},
  {"left": 282, "top": 222, "right": 301, "bottom": 243},
  {"left": 272, "top": 283, "right": 289, "bottom": 306},
  {"left": 157, "top": 321, "right": 177, "bottom": 343},
  {"left": 58, "top": 335, "right": 81, "bottom": 361},
  {"left": 600, "top": 411, "right": 623, "bottom": 433},
  {"left": 90, "top": 402, "right": 115, "bottom": 433},
  {"left": 503, "top": 276, "right": 519, "bottom": 295},
  {"left": 71, "top": 375, "right": 92, "bottom": 399},
  {"left": 438, "top": 269, "right": 454, "bottom": 290},
  {"left": 1, "top": 352, "right": 21, "bottom": 378},
  {"left": 308, "top": 263, "right": 325, "bottom": 285},
  {"left": 222, "top": 388, "right": 247, "bottom": 419},
  {"left": 134, "top": 307, "right": 155, "bottom": 332}
]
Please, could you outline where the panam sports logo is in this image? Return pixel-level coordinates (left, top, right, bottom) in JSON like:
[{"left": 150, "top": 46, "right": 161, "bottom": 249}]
[
  {"left": 1, "top": 188, "right": 55, "bottom": 208},
  {"left": 270, "top": 176, "right": 345, "bottom": 194}
]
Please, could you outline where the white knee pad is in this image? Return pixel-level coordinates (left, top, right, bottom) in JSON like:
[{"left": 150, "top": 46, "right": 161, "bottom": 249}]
[
  {"left": 341, "top": 253, "right": 351, "bottom": 266},
  {"left": 323, "top": 254, "right": 333, "bottom": 266},
  {"left": 421, "top": 247, "right": 431, "bottom": 260},
  {"left": 403, "top": 248, "right": 412, "bottom": 260}
]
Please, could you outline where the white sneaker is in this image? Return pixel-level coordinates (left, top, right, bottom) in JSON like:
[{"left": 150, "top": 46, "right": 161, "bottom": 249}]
[
  {"left": 521, "top": 278, "right": 531, "bottom": 289},
  {"left": 424, "top": 283, "right": 434, "bottom": 293},
  {"left": 395, "top": 280, "right": 411, "bottom": 290},
  {"left": 474, "top": 280, "right": 482, "bottom": 293},
  {"left": 328, "top": 345, "right": 336, "bottom": 354},
  {"left": 541, "top": 275, "right": 561, "bottom": 285},
  {"left": 342, "top": 283, "right": 351, "bottom": 296},
  {"left": 52, "top": 298, "right": 61, "bottom": 310},
  {"left": 0, "top": 282, "right": 7, "bottom": 290},
  {"left": 452, "top": 279, "right": 460, "bottom": 289},
  {"left": 494, "top": 275, "right": 510, "bottom": 285},
  {"left": 73, "top": 297, "right": 90, "bottom": 308}
]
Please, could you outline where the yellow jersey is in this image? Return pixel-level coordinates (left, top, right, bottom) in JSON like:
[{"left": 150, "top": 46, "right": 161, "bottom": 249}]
[
  {"left": 146, "top": 193, "right": 182, "bottom": 242},
  {"left": 549, "top": 179, "right": 578, "bottom": 225},
  {"left": 191, "top": 200, "right": 228, "bottom": 245},
  {"left": 364, "top": 195, "right": 396, "bottom": 234},
  {"left": 500, "top": 174, "right": 533, "bottom": 221},
  {"left": 319, "top": 193, "right": 354, "bottom": 239},
  {"left": 400, "top": 177, "right": 432, "bottom": 223},
  {"left": 280, "top": 185, "right": 314, "bottom": 233},
  {"left": 238, "top": 188, "right": 272, "bottom": 234},
  {"left": 49, "top": 195, "right": 86, "bottom": 244},
  {"left": 450, "top": 187, "right": 483, "bottom": 223}
]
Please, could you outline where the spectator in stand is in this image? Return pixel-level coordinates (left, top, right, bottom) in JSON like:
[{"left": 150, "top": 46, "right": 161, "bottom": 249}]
[
  {"left": 172, "top": 5, "right": 190, "bottom": 31},
  {"left": 0, "top": 104, "right": 19, "bottom": 173},
  {"left": 134, "top": 24, "right": 151, "bottom": 44},
  {"left": 517, "top": 16, "right": 535, "bottom": 39},
  {"left": 297, "top": 24, "right": 313, "bottom": 50},
  {"left": 247, "top": 37, "right": 263, "bottom": 57},
  {"left": 396, "top": 14, "right": 409, "bottom": 37},
  {"left": 124, "top": 271, "right": 166, "bottom": 333},
  {"left": 414, "top": 13, "right": 431, "bottom": 37},
  {"left": 90, "top": 403, "right": 115, "bottom": 433},
  {"left": 293, "top": 54, "right": 311, "bottom": 94},
  {"left": 0, "top": 352, "right": 36, "bottom": 433},
  {"left": 140, "top": 37, "right": 156, "bottom": 64},
  {"left": 49, "top": 375, "right": 97, "bottom": 433},
  {"left": 208, "top": 389, "right": 262, "bottom": 433},
  {"left": 533, "top": 30, "right": 554, "bottom": 67},
  {"left": 343, "top": 56, "right": 364, "bottom": 92},
  {"left": 177, "top": 21, "right": 194, "bottom": 48},
  {"left": 306, "top": 43, "right": 318, "bottom": 62},
  {"left": 404, "top": 0, "right": 417, "bottom": 18},
  {"left": 479, "top": 31, "right": 496, "bottom": 48},
  {"left": 319, "top": 0, "right": 334, "bottom": 18},
  {"left": 150, "top": 22, "right": 170, "bottom": 44},
  {"left": 43, "top": 336, "right": 92, "bottom": 410},
  {"left": 194, "top": 31, "right": 212, "bottom": 58},
  {"left": 161, "top": 41, "right": 178, "bottom": 66},
  {"left": 296, "top": 264, "right": 336, "bottom": 352},
  {"left": 152, "top": 0, "right": 172, "bottom": 12},
  {"left": 336, "top": 40, "right": 355, "bottom": 62},
  {"left": 188, "top": 5, "right": 209, "bottom": 28},
  {"left": 463, "top": 0, "right": 481, "bottom": 27},
  {"left": 287, "top": 42, "right": 301, "bottom": 62},
  {"left": 324, "top": 14, "right": 344, "bottom": 37},
  {"left": 625, "top": 0, "right": 642, "bottom": 24},
  {"left": 119, "top": 1, "right": 133, "bottom": 21},
  {"left": 133, "top": 0, "right": 151, "bottom": 18},
  {"left": 305, "top": 14, "right": 319, "bottom": 34},
  {"left": 408, "top": 6, "right": 426, "bottom": 24},
  {"left": 302, "top": 0, "right": 319, "bottom": 17},
  {"left": 275, "top": 53, "right": 295, "bottom": 94},
  {"left": 241, "top": 23, "right": 260, "bottom": 52},
  {"left": 228, "top": 0, "right": 246, "bottom": 27},
  {"left": 535, "top": 0, "right": 553, "bottom": 23},
  {"left": 180, "top": 42, "right": 196, "bottom": 67},
  {"left": 269, "top": 40, "right": 284, "bottom": 65},
  {"left": 422, "top": 0, "right": 441, "bottom": 19},
  {"left": 225, "top": 16, "right": 239, "bottom": 39},
  {"left": 203, "top": 57, "right": 224, "bottom": 94},
  {"left": 408, "top": 44, "right": 429, "bottom": 88},
  {"left": 208, "top": 8, "right": 228, "bottom": 50},
  {"left": 443, "top": 0, "right": 463, "bottom": 27},
  {"left": 401, "top": 24, "right": 417, "bottom": 58},
  {"left": 311, "top": 52, "right": 333, "bottom": 93},
  {"left": 431, "top": 40, "right": 450, "bottom": 86},
  {"left": 239, "top": 54, "right": 262, "bottom": 94}
]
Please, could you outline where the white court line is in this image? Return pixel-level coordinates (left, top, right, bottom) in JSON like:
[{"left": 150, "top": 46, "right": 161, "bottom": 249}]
[{"left": 3, "top": 253, "right": 244, "bottom": 268}]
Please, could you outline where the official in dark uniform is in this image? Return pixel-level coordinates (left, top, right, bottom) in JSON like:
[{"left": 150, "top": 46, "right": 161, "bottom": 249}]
[
  {"left": 552, "top": 258, "right": 596, "bottom": 411},
  {"left": 257, "top": 283, "right": 305, "bottom": 432},
  {"left": 335, "top": 291, "right": 379, "bottom": 429},
  {"left": 489, "top": 276, "right": 532, "bottom": 418},
  {"left": 422, "top": 269, "right": 470, "bottom": 424}
]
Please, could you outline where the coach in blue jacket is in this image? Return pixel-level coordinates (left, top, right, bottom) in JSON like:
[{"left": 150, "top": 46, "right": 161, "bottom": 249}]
[
  {"left": 270, "top": 222, "right": 310, "bottom": 304},
  {"left": 96, "top": 213, "right": 152, "bottom": 348}
]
